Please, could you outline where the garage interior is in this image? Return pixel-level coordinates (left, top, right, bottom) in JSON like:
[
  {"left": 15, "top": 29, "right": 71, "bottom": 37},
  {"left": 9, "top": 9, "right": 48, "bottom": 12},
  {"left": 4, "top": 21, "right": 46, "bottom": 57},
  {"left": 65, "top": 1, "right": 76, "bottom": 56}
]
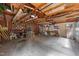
[{"left": 0, "top": 3, "right": 79, "bottom": 56}]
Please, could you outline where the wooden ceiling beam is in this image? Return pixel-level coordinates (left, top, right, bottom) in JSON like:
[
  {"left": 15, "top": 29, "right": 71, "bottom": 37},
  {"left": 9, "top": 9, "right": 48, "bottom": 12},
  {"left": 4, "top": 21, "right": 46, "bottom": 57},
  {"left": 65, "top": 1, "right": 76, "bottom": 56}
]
[
  {"left": 45, "top": 4, "right": 79, "bottom": 16},
  {"left": 31, "top": 3, "right": 46, "bottom": 8},
  {"left": 42, "top": 3, "right": 64, "bottom": 13},
  {"left": 45, "top": 4, "right": 65, "bottom": 16},
  {"left": 2, "top": 10, "right": 15, "bottom": 16}
]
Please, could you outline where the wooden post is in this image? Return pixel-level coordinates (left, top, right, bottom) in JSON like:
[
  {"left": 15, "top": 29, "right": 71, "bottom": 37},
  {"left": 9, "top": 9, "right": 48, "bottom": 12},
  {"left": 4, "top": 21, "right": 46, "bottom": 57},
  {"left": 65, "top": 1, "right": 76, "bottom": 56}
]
[
  {"left": 5, "top": 15, "right": 13, "bottom": 32},
  {"left": 33, "top": 23, "right": 39, "bottom": 35}
]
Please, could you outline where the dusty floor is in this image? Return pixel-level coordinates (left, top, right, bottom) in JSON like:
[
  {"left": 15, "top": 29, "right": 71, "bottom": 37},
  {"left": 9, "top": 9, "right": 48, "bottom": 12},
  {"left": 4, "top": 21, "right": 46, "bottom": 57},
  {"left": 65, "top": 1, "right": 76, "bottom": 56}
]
[{"left": 0, "top": 35, "right": 79, "bottom": 56}]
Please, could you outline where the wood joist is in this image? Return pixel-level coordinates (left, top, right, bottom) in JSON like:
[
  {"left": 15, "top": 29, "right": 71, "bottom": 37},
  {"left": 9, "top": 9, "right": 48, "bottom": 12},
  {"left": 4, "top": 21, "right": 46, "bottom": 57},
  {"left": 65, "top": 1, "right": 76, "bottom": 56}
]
[
  {"left": 2, "top": 3, "right": 79, "bottom": 27},
  {"left": 31, "top": 3, "right": 79, "bottom": 17},
  {"left": 3, "top": 3, "right": 79, "bottom": 17},
  {"left": 11, "top": 3, "right": 46, "bottom": 18},
  {"left": 50, "top": 4, "right": 79, "bottom": 16}
]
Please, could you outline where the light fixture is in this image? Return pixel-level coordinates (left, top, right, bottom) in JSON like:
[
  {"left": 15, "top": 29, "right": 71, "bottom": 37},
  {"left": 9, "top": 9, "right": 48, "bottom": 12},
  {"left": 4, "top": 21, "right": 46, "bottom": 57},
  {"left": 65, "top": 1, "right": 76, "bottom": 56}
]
[
  {"left": 31, "top": 14, "right": 38, "bottom": 19},
  {"left": 31, "top": 15, "right": 35, "bottom": 18}
]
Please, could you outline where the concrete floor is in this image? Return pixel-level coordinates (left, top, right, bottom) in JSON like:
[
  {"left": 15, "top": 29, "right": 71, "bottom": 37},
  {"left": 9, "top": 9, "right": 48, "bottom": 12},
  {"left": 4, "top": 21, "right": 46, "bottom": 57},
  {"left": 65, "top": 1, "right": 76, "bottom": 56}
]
[{"left": 0, "top": 35, "right": 79, "bottom": 56}]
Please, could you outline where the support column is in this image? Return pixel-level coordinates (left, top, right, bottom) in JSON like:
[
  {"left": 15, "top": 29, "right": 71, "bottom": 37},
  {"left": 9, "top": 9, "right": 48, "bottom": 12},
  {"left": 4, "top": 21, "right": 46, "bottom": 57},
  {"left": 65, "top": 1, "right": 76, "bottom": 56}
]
[
  {"left": 5, "top": 15, "right": 13, "bottom": 32},
  {"left": 33, "top": 23, "right": 40, "bottom": 35},
  {"left": 0, "top": 16, "right": 4, "bottom": 26}
]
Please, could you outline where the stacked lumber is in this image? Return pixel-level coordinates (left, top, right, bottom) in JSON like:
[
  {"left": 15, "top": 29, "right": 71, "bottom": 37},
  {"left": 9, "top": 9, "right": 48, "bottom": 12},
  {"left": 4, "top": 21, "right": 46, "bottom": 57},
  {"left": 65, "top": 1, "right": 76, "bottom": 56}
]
[{"left": 0, "top": 25, "right": 10, "bottom": 41}]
